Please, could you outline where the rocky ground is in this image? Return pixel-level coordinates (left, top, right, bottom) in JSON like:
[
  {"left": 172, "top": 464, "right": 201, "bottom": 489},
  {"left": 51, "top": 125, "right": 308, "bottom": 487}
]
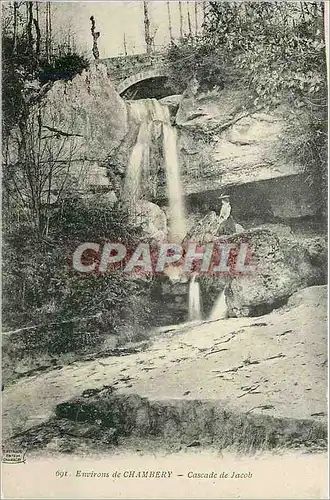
[{"left": 3, "top": 285, "right": 327, "bottom": 456}]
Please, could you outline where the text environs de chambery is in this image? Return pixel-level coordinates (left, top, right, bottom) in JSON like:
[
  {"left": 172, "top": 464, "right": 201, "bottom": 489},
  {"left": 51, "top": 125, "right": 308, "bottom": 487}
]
[{"left": 75, "top": 470, "right": 252, "bottom": 479}]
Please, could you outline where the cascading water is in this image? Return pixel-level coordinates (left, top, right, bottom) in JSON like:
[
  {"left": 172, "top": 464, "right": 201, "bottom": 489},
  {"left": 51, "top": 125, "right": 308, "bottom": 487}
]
[
  {"left": 122, "top": 120, "right": 151, "bottom": 210},
  {"left": 123, "top": 98, "right": 187, "bottom": 244},
  {"left": 163, "top": 123, "right": 187, "bottom": 243},
  {"left": 209, "top": 289, "right": 228, "bottom": 321},
  {"left": 129, "top": 98, "right": 170, "bottom": 123},
  {"left": 188, "top": 275, "right": 201, "bottom": 321}
]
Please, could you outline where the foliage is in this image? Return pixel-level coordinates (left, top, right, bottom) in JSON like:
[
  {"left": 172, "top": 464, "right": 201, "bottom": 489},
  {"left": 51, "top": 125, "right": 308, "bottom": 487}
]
[
  {"left": 2, "top": 2, "right": 89, "bottom": 236},
  {"left": 276, "top": 105, "right": 327, "bottom": 204},
  {"left": 1, "top": 3, "right": 153, "bottom": 363},
  {"left": 38, "top": 53, "right": 89, "bottom": 84},
  {"left": 3, "top": 103, "right": 86, "bottom": 236},
  {"left": 167, "top": 35, "right": 227, "bottom": 93},
  {"left": 2, "top": 33, "right": 27, "bottom": 134},
  {"left": 2, "top": 198, "right": 152, "bottom": 353},
  {"left": 168, "top": 2, "right": 326, "bottom": 103},
  {"left": 47, "top": 196, "right": 141, "bottom": 245}
]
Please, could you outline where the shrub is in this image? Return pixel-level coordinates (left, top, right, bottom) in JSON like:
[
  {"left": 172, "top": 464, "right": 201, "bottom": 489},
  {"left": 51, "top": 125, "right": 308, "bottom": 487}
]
[{"left": 2, "top": 198, "right": 152, "bottom": 355}]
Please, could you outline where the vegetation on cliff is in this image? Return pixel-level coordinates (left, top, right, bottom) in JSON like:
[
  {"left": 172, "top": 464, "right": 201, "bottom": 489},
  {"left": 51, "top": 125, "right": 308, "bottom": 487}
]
[
  {"left": 2, "top": 3, "right": 151, "bottom": 360},
  {"left": 2, "top": 2, "right": 89, "bottom": 135}
]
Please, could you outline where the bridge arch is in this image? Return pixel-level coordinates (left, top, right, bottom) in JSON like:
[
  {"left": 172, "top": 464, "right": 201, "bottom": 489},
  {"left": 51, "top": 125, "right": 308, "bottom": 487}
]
[{"left": 117, "top": 68, "right": 169, "bottom": 96}]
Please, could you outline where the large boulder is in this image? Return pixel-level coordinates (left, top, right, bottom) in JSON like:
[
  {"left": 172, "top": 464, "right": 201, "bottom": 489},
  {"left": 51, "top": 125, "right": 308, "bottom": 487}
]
[
  {"left": 42, "top": 63, "right": 128, "bottom": 161},
  {"left": 300, "top": 235, "right": 327, "bottom": 278},
  {"left": 184, "top": 211, "right": 219, "bottom": 243},
  {"left": 225, "top": 228, "right": 323, "bottom": 317}
]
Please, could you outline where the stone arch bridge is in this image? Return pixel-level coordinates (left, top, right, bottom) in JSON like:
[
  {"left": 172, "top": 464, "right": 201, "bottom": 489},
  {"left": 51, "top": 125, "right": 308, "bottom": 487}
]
[{"left": 97, "top": 52, "right": 172, "bottom": 98}]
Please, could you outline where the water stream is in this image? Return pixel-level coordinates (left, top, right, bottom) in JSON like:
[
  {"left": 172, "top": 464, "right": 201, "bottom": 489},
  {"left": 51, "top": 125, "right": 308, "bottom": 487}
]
[
  {"left": 162, "top": 123, "right": 187, "bottom": 243},
  {"left": 122, "top": 120, "right": 151, "bottom": 210},
  {"left": 188, "top": 276, "right": 201, "bottom": 321},
  {"left": 209, "top": 289, "right": 228, "bottom": 321},
  {"left": 124, "top": 98, "right": 187, "bottom": 243}
]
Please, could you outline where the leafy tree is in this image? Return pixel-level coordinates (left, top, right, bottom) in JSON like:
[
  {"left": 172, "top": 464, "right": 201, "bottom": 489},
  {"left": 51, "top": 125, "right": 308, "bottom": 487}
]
[
  {"left": 38, "top": 53, "right": 89, "bottom": 83},
  {"left": 2, "top": 2, "right": 89, "bottom": 135},
  {"left": 2, "top": 2, "right": 91, "bottom": 234}
]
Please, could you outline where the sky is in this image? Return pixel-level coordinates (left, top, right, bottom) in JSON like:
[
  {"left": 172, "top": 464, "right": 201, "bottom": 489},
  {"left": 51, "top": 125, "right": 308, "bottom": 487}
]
[{"left": 51, "top": 1, "right": 204, "bottom": 59}]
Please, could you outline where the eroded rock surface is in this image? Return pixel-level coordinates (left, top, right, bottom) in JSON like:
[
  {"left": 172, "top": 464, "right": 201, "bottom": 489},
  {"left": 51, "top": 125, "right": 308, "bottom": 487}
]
[
  {"left": 43, "top": 63, "right": 128, "bottom": 162},
  {"left": 128, "top": 200, "right": 167, "bottom": 241}
]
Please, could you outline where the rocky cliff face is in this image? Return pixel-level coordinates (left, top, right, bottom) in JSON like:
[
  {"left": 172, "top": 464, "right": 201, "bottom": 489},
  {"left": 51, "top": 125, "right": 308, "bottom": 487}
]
[
  {"left": 175, "top": 87, "right": 302, "bottom": 190},
  {"left": 43, "top": 63, "right": 128, "bottom": 161},
  {"left": 31, "top": 66, "right": 321, "bottom": 220}
]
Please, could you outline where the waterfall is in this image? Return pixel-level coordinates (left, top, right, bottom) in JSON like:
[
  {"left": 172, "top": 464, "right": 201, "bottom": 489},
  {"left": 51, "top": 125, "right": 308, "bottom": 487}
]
[
  {"left": 163, "top": 123, "right": 187, "bottom": 243},
  {"left": 122, "top": 97, "right": 229, "bottom": 326},
  {"left": 129, "top": 98, "right": 170, "bottom": 123},
  {"left": 123, "top": 99, "right": 168, "bottom": 210},
  {"left": 122, "top": 120, "right": 151, "bottom": 209},
  {"left": 188, "top": 275, "right": 201, "bottom": 321},
  {"left": 209, "top": 289, "right": 228, "bottom": 321},
  {"left": 123, "top": 98, "right": 187, "bottom": 244}
]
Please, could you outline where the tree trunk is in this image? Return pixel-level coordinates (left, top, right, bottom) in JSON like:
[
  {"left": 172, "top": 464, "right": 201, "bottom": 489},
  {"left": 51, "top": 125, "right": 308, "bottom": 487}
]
[
  {"left": 90, "top": 15, "right": 100, "bottom": 59},
  {"left": 194, "top": 1, "right": 198, "bottom": 36},
  {"left": 33, "top": 3, "right": 41, "bottom": 61},
  {"left": 186, "top": 1, "right": 192, "bottom": 37},
  {"left": 179, "top": 0, "right": 183, "bottom": 38},
  {"left": 48, "top": 2, "right": 52, "bottom": 62},
  {"left": 13, "top": 1, "right": 18, "bottom": 55},
  {"left": 167, "top": 1, "right": 173, "bottom": 42},
  {"left": 27, "top": 1, "right": 34, "bottom": 61},
  {"left": 325, "top": 1, "right": 329, "bottom": 79},
  {"left": 143, "top": 1, "right": 152, "bottom": 55},
  {"left": 45, "top": 2, "right": 49, "bottom": 62}
]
